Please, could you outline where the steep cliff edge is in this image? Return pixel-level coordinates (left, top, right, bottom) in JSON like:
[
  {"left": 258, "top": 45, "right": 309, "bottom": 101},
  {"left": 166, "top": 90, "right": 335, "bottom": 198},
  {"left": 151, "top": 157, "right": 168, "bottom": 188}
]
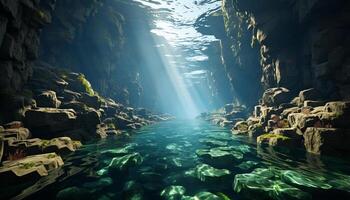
[{"left": 199, "top": 0, "right": 350, "bottom": 156}]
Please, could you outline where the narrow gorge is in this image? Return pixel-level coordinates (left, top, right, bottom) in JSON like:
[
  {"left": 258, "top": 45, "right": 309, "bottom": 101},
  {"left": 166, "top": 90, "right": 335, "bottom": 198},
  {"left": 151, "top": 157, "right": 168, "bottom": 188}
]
[{"left": 0, "top": 0, "right": 350, "bottom": 200}]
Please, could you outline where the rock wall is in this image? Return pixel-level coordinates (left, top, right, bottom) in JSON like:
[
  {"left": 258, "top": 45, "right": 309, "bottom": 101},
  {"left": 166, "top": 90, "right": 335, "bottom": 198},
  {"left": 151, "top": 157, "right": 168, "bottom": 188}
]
[
  {"left": 0, "top": 0, "right": 54, "bottom": 122},
  {"left": 221, "top": 0, "right": 350, "bottom": 103},
  {"left": 39, "top": 0, "right": 145, "bottom": 106}
]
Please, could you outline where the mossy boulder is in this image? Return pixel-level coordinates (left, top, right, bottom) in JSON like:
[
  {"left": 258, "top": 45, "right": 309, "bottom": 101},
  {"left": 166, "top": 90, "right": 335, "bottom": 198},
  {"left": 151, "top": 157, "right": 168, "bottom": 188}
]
[
  {"left": 196, "top": 147, "right": 243, "bottom": 167},
  {"left": 108, "top": 152, "right": 143, "bottom": 172},
  {"left": 186, "top": 163, "right": 231, "bottom": 183}
]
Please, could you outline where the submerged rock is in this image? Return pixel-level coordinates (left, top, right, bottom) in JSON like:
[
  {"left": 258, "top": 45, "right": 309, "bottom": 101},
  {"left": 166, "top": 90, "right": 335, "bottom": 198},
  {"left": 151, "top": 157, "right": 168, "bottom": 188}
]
[
  {"left": 160, "top": 185, "right": 186, "bottom": 200},
  {"left": 56, "top": 186, "right": 90, "bottom": 200},
  {"left": 187, "top": 163, "right": 231, "bottom": 183},
  {"left": 108, "top": 152, "right": 143, "bottom": 171},
  {"left": 199, "top": 138, "right": 228, "bottom": 147},
  {"left": 196, "top": 147, "right": 243, "bottom": 167},
  {"left": 233, "top": 168, "right": 311, "bottom": 200},
  {"left": 281, "top": 170, "right": 331, "bottom": 189}
]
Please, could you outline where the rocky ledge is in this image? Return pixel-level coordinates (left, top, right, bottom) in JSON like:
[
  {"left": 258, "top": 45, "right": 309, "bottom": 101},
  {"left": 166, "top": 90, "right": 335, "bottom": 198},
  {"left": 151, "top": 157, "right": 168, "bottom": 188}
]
[
  {"left": 200, "top": 87, "right": 350, "bottom": 156},
  {"left": 0, "top": 62, "right": 173, "bottom": 185}
]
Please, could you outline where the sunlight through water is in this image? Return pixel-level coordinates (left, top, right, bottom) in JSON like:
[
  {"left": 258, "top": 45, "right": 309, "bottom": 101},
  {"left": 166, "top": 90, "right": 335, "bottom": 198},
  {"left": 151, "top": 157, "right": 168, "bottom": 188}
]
[{"left": 128, "top": 0, "right": 222, "bottom": 118}]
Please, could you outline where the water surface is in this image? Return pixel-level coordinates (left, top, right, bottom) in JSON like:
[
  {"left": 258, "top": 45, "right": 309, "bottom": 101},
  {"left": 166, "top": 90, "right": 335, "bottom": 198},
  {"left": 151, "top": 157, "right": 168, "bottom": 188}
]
[{"left": 5, "top": 120, "right": 350, "bottom": 200}]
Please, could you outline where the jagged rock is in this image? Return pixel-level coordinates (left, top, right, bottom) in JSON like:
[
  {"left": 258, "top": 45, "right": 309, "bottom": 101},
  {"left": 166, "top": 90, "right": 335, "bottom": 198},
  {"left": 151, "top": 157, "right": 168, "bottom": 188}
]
[
  {"left": 24, "top": 108, "right": 77, "bottom": 136},
  {"left": 272, "top": 128, "right": 300, "bottom": 139},
  {"left": 0, "top": 153, "right": 64, "bottom": 185},
  {"left": 0, "top": 127, "right": 30, "bottom": 140},
  {"left": 232, "top": 121, "right": 249, "bottom": 135},
  {"left": 299, "top": 88, "right": 323, "bottom": 102},
  {"left": 257, "top": 133, "right": 297, "bottom": 147},
  {"left": 254, "top": 105, "right": 262, "bottom": 118},
  {"left": 61, "top": 89, "right": 81, "bottom": 101},
  {"left": 288, "top": 113, "right": 319, "bottom": 134},
  {"left": 262, "top": 87, "right": 292, "bottom": 107},
  {"left": 281, "top": 107, "right": 300, "bottom": 118},
  {"left": 3, "top": 121, "right": 23, "bottom": 129},
  {"left": 60, "top": 101, "right": 87, "bottom": 112},
  {"left": 77, "top": 107, "right": 101, "bottom": 132},
  {"left": 79, "top": 93, "right": 101, "bottom": 109},
  {"left": 303, "top": 127, "right": 350, "bottom": 155},
  {"left": 304, "top": 100, "right": 325, "bottom": 107},
  {"left": 6, "top": 137, "right": 81, "bottom": 156},
  {"left": 248, "top": 123, "right": 264, "bottom": 137},
  {"left": 113, "top": 115, "right": 133, "bottom": 129},
  {"left": 35, "top": 90, "right": 61, "bottom": 108}
]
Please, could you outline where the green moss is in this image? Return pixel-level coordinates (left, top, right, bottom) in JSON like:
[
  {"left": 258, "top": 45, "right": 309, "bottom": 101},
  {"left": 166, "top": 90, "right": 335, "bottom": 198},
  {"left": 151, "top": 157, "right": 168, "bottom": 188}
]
[
  {"left": 77, "top": 74, "right": 94, "bottom": 96},
  {"left": 47, "top": 153, "right": 57, "bottom": 159},
  {"left": 260, "top": 133, "right": 290, "bottom": 141},
  {"left": 40, "top": 140, "right": 51, "bottom": 148},
  {"left": 19, "top": 162, "right": 36, "bottom": 169}
]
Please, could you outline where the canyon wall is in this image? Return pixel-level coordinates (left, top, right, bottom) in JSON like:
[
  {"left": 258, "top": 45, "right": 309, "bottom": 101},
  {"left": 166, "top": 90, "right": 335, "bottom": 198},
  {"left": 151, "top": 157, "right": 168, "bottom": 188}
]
[{"left": 221, "top": 0, "right": 350, "bottom": 104}]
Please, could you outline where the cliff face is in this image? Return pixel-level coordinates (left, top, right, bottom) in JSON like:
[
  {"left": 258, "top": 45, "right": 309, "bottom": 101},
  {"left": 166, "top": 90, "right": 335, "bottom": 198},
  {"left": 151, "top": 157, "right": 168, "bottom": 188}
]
[
  {"left": 199, "top": 0, "right": 350, "bottom": 156},
  {"left": 0, "top": 0, "right": 53, "bottom": 122},
  {"left": 39, "top": 0, "right": 145, "bottom": 106},
  {"left": 221, "top": 0, "right": 350, "bottom": 103}
]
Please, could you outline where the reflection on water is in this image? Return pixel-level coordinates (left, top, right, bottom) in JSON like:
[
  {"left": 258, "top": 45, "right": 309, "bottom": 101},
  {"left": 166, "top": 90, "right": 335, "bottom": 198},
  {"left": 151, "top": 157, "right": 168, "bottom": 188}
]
[{"left": 4, "top": 120, "right": 350, "bottom": 200}]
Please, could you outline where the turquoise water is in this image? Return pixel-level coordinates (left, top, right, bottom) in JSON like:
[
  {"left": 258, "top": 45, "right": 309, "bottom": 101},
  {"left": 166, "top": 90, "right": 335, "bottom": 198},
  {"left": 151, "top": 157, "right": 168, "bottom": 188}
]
[{"left": 5, "top": 120, "right": 350, "bottom": 200}]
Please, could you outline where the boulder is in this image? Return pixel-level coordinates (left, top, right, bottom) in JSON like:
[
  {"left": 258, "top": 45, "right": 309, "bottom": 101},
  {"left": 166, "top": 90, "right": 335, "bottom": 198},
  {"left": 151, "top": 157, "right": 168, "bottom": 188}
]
[
  {"left": 24, "top": 108, "right": 77, "bottom": 136},
  {"left": 233, "top": 168, "right": 311, "bottom": 200},
  {"left": 188, "top": 163, "right": 231, "bottom": 183},
  {"left": 262, "top": 87, "right": 292, "bottom": 107},
  {"left": 303, "top": 127, "right": 350, "bottom": 155},
  {"left": 232, "top": 121, "right": 249, "bottom": 135},
  {"left": 35, "top": 90, "right": 61, "bottom": 108},
  {"left": 6, "top": 137, "right": 81, "bottom": 156},
  {"left": 299, "top": 88, "right": 323, "bottom": 102},
  {"left": 0, "top": 153, "right": 64, "bottom": 185},
  {"left": 160, "top": 185, "right": 186, "bottom": 200},
  {"left": 248, "top": 123, "right": 264, "bottom": 137},
  {"left": 79, "top": 93, "right": 101, "bottom": 109},
  {"left": 196, "top": 147, "right": 243, "bottom": 167},
  {"left": 288, "top": 113, "right": 319, "bottom": 134},
  {"left": 108, "top": 153, "right": 143, "bottom": 172},
  {"left": 3, "top": 121, "right": 23, "bottom": 129},
  {"left": 272, "top": 128, "right": 300, "bottom": 139},
  {"left": 113, "top": 115, "right": 133, "bottom": 129},
  {"left": 304, "top": 100, "right": 325, "bottom": 107},
  {"left": 257, "top": 133, "right": 297, "bottom": 147},
  {"left": 77, "top": 108, "right": 101, "bottom": 132},
  {"left": 0, "top": 127, "right": 30, "bottom": 140}
]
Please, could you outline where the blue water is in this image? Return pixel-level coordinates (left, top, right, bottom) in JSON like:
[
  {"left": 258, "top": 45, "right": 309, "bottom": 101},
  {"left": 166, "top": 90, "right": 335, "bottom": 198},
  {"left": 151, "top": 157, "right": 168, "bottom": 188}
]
[{"left": 5, "top": 120, "right": 350, "bottom": 200}]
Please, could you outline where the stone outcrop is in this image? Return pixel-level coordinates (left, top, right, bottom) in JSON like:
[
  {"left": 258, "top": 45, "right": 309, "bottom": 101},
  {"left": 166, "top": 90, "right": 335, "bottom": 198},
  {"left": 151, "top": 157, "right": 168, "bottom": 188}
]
[{"left": 0, "top": 153, "right": 63, "bottom": 185}]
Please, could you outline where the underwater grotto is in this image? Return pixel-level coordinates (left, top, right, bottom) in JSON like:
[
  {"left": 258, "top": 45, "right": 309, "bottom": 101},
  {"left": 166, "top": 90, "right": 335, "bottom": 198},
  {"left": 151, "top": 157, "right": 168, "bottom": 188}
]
[{"left": 1, "top": 0, "right": 350, "bottom": 199}]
